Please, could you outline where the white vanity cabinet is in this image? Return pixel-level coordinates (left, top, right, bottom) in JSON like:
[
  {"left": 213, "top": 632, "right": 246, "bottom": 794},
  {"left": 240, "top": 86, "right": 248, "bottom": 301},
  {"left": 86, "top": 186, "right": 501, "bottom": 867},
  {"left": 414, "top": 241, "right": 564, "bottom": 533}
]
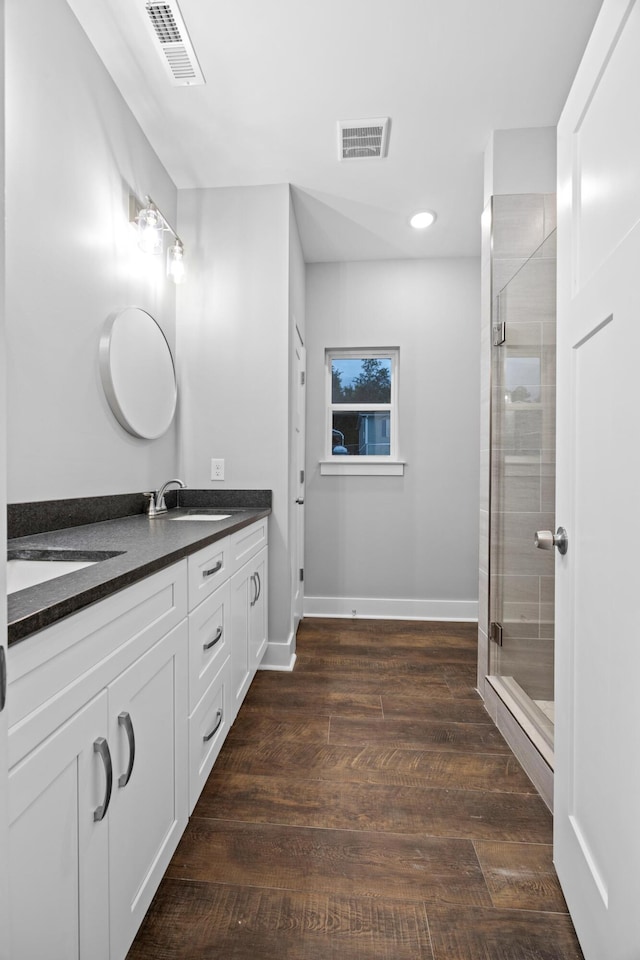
[
  {"left": 7, "top": 563, "right": 188, "bottom": 960},
  {"left": 229, "top": 519, "right": 269, "bottom": 722},
  {"left": 7, "top": 515, "right": 269, "bottom": 959}
]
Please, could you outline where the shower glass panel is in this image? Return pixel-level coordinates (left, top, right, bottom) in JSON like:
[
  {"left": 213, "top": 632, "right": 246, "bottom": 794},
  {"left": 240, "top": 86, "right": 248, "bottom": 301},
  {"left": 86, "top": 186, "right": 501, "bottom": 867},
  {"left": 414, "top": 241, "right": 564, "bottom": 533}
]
[{"left": 489, "top": 229, "right": 556, "bottom": 749}]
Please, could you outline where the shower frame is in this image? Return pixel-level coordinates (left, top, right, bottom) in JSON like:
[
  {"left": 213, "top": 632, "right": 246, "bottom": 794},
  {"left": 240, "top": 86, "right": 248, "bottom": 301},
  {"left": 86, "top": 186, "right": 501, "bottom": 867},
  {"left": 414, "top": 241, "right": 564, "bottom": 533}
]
[{"left": 478, "top": 193, "right": 557, "bottom": 810}]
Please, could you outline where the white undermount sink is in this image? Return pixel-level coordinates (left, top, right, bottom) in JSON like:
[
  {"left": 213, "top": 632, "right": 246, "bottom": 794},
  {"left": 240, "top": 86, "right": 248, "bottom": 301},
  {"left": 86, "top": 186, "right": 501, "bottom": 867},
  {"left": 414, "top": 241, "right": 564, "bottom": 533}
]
[
  {"left": 7, "top": 558, "right": 97, "bottom": 594},
  {"left": 6, "top": 548, "right": 123, "bottom": 595},
  {"left": 169, "top": 514, "right": 231, "bottom": 521}
]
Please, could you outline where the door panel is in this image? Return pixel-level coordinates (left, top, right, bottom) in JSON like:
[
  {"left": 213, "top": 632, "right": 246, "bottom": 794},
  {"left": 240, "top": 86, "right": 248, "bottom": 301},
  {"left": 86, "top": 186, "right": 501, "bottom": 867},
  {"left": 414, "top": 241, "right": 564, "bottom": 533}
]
[
  {"left": 293, "top": 337, "right": 306, "bottom": 631},
  {"left": 249, "top": 550, "right": 268, "bottom": 670},
  {"left": 230, "top": 565, "right": 251, "bottom": 720},
  {"left": 8, "top": 692, "right": 109, "bottom": 960},
  {"left": 556, "top": 2, "right": 640, "bottom": 955},
  {"left": 108, "top": 620, "right": 188, "bottom": 960}
]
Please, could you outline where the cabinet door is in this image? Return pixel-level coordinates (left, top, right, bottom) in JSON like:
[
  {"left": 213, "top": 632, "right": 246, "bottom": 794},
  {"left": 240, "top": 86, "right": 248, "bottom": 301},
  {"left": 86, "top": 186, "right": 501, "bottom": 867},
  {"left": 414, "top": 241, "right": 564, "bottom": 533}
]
[
  {"left": 229, "top": 548, "right": 269, "bottom": 721},
  {"left": 107, "top": 619, "right": 188, "bottom": 960},
  {"left": 9, "top": 692, "right": 110, "bottom": 960},
  {"left": 249, "top": 548, "right": 268, "bottom": 671},
  {"left": 229, "top": 565, "right": 251, "bottom": 722}
]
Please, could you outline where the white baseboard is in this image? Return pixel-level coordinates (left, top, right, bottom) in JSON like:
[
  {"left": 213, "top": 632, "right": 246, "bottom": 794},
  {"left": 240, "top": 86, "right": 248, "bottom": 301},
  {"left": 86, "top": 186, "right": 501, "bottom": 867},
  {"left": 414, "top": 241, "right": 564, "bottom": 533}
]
[
  {"left": 259, "top": 631, "right": 297, "bottom": 671},
  {"left": 303, "top": 596, "right": 478, "bottom": 622}
]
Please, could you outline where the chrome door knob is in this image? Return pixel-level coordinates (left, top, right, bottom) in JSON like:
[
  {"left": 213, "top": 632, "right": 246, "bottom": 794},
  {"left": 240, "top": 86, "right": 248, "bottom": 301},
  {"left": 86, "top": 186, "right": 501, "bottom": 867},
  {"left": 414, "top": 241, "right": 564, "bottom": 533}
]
[{"left": 535, "top": 526, "right": 568, "bottom": 555}]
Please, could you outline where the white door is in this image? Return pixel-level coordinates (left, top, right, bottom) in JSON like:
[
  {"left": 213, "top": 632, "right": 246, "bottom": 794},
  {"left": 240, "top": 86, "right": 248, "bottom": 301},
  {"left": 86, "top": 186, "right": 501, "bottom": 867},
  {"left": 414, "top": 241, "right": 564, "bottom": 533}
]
[
  {"left": 293, "top": 335, "right": 306, "bottom": 631},
  {"left": 555, "top": 2, "right": 640, "bottom": 957},
  {"left": 0, "top": 617, "right": 7, "bottom": 960},
  {"left": 0, "top": 0, "right": 9, "bottom": 952}
]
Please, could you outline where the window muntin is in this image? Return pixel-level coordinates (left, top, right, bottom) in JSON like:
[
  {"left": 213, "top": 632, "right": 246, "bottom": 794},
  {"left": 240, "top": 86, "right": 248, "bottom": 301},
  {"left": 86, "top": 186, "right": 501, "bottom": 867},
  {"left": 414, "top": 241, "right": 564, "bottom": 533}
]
[{"left": 326, "top": 349, "right": 398, "bottom": 459}]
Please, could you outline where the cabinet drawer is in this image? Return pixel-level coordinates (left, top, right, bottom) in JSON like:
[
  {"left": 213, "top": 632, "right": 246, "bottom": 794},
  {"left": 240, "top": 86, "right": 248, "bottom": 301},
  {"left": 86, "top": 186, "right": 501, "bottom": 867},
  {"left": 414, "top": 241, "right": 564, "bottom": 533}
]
[
  {"left": 229, "top": 518, "right": 268, "bottom": 575},
  {"left": 187, "top": 537, "right": 229, "bottom": 610},
  {"left": 188, "top": 580, "right": 229, "bottom": 713},
  {"left": 188, "top": 656, "right": 230, "bottom": 814}
]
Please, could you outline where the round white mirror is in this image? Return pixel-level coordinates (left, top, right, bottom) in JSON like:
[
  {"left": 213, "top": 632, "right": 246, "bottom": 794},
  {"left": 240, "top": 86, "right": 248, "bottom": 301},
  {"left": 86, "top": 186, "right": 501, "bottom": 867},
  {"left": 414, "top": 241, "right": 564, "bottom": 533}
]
[{"left": 99, "top": 306, "right": 177, "bottom": 440}]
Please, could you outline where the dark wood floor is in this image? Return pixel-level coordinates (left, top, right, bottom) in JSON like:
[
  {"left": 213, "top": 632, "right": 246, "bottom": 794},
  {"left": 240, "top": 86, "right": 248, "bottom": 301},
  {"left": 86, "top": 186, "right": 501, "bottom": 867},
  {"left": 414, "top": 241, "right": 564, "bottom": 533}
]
[{"left": 127, "top": 618, "right": 584, "bottom": 960}]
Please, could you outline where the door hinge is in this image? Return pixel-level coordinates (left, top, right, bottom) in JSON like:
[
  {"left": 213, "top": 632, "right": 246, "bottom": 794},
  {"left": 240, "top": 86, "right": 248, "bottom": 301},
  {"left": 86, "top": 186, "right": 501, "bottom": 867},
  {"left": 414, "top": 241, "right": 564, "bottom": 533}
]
[
  {"left": 300, "top": 469, "right": 305, "bottom": 484},
  {"left": 490, "top": 622, "right": 503, "bottom": 646},
  {"left": 300, "top": 371, "right": 305, "bottom": 385},
  {"left": 493, "top": 321, "right": 506, "bottom": 346},
  {"left": 299, "top": 568, "right": 304, "bottom": 582}
]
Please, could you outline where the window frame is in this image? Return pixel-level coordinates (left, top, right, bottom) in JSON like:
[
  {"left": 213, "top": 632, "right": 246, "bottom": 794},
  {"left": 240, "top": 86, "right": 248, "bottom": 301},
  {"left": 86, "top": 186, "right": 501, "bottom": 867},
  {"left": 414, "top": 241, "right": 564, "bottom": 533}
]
[{"left": 321, "top": 347, "right": 405, "bottom": 477}]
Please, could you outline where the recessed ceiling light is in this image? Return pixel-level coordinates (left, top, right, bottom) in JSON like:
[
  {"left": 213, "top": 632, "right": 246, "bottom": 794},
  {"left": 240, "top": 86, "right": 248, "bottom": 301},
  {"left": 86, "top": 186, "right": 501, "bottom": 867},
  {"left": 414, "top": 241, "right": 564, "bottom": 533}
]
[{"left": 410, "top": 211, "right": 437, "bottom": 229}]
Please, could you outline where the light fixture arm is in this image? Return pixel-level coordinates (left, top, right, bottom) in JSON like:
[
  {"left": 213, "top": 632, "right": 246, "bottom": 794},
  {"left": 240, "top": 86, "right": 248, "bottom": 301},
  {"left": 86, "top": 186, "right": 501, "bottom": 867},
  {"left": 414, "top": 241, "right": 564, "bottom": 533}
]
[{"left": 142, "top": 195, "right": 183, "bottom": 249}]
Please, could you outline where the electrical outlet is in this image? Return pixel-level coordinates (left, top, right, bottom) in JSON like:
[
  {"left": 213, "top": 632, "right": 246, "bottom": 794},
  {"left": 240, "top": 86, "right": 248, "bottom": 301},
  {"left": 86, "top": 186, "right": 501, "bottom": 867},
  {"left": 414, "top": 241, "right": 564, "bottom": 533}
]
[{"left": 211, "top": 458, "right": 224, "bottom": 481}]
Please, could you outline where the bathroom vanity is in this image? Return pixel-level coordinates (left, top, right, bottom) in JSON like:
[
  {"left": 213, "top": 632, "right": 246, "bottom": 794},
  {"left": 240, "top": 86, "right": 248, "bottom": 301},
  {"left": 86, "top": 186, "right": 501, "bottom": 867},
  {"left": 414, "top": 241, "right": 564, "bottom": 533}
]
[{"left": 5, "top": 495, "right": 269, "bottom": 960}]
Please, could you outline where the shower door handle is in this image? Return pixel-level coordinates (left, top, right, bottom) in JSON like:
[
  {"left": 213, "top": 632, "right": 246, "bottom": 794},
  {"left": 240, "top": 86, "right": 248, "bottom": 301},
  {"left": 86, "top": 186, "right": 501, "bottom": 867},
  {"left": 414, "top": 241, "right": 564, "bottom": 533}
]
[{"left": 535, "top": 527, "right": 568, "bottom": 555}]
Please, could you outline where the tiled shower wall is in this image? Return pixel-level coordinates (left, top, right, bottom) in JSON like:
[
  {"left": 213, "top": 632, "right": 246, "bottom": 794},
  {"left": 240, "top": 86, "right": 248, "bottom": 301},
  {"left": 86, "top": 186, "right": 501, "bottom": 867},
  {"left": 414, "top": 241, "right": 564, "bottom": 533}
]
[{"left": 478, "top": 194, "right": 557, "bottom": 698}]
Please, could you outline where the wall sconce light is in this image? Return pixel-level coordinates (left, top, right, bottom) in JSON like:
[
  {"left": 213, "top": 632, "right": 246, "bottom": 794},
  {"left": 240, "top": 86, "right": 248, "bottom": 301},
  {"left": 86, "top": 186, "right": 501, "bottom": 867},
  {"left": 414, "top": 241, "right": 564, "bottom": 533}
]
[
  {"left": 129, "top": 194, "right": 186, "bottom": 283},
  {"left": 166, "top": 241, "right": 186, "bottom": 284}
]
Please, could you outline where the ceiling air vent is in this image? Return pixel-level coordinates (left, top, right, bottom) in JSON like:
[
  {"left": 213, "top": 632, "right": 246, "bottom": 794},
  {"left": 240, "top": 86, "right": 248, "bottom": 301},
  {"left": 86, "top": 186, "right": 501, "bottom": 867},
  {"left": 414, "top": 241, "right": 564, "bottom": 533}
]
[
  {"left": 338, "top": 118, "right": 390, "bottom": 161},
  {"left": 144, "top": 1, "right": 205, "bottom": 86}
]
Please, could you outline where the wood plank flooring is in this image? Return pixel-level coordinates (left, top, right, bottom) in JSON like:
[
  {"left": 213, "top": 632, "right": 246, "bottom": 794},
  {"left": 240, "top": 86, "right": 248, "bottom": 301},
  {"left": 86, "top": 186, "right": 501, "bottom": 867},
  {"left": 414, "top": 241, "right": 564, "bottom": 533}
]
[{"left": 127, "top": 618, "right": 584, "bottom": 960}]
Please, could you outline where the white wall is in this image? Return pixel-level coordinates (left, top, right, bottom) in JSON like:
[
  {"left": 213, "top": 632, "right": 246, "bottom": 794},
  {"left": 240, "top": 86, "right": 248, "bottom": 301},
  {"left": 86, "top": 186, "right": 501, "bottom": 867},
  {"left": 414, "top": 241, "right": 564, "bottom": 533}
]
[
  {"left": 484, "top": 127, "right": 557, "bottom": 205},
  {"left": 305, "top": 259, "right": 480, "bottom": 620},
  {"left": 6, "top": 0, "right": 179, "bottom": 502},
  {"left": 177, "top": 184, "right": 299, "bottom": 652}
]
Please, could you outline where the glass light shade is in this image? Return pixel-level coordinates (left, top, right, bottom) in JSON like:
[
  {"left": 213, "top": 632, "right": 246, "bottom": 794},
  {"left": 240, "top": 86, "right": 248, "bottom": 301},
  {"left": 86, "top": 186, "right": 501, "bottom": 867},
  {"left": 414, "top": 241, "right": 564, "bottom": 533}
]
[
  {"left": 410, "top": 210, "right": 437, "bottom": 229},
  {"left": 137, "top": 207, "right": 163, "bottom": 255},
  {"left": 167, "top": 243, "right": 186, "bottom": 284}
]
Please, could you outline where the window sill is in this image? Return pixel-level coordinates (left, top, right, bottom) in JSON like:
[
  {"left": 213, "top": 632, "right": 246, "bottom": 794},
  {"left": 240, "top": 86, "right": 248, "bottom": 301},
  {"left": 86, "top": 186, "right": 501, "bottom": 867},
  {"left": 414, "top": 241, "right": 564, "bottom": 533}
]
[{"left": 319, "top": 460, "right": 406, "bottom": 477}]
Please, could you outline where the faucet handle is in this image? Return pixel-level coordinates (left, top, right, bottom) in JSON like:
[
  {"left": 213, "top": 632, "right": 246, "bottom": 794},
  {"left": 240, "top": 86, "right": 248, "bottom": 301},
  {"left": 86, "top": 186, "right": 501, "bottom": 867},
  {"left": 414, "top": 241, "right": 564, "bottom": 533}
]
[{"left": 144, "top": 492, "right": 158, "bottom": 516}]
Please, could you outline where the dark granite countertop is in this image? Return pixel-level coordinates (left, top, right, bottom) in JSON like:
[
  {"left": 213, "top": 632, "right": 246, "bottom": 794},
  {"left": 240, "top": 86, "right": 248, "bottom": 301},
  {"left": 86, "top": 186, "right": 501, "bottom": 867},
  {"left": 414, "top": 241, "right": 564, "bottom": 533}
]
[{"left": 7, "top": 494, "right": 271, "bottom": 646}]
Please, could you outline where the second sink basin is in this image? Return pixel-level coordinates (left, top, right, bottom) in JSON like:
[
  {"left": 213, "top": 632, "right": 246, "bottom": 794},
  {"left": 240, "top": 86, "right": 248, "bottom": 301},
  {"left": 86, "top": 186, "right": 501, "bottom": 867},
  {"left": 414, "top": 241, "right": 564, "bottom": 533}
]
[{"left": 169, "top": 513, "right": 232, "bottom": 521}]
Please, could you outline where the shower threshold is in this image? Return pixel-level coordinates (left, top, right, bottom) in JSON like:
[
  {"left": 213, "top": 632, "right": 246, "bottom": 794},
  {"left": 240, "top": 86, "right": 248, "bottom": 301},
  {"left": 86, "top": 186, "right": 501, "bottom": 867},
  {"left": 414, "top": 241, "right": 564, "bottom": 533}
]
[{"left": 486, "top": 675, "right": 554, "bottom": 771}]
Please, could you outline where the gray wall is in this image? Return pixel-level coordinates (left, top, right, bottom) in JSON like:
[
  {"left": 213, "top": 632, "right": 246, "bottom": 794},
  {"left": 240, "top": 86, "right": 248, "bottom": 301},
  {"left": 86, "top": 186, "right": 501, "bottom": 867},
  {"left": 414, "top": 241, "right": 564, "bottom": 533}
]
[
  {"left": 177, "top": 184, "right": 303, "bottom": 653},
  {"left": 6, "top": 0, "right": 179, "bottom": 502},
  {"left": 305, "top": 259, "right": 480, "bottom": 620}
]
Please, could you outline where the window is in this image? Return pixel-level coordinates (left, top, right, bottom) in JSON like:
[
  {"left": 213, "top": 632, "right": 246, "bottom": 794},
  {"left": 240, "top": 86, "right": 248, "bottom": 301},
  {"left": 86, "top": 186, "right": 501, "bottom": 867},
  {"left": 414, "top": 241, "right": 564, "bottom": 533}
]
[{"left": 321, "top": 348, "right": 404, "bottom": 476}]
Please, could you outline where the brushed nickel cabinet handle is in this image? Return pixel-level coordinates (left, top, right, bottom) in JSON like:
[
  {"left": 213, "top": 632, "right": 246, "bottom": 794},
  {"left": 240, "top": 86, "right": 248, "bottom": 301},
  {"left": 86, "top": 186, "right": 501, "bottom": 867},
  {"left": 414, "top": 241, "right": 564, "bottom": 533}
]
[
  {"left": 203, "top": 560, "right": 222, "bottom": 578},
  {"left": 117, "top": 712, "right": 136, "bottom": 788},
  {"left": 93, "top": 737, "right": 113, "bottom": 822},
  {"left": 203, "top": 708, "right": 223, "bottom": 742},
  {"left": 203, "top": 626, "right": 223, "bottom": 651},
  {"left": 254, "top": 571, "right": 261, "bottom": 603},
  {"left": 249, "top": 573, "right": 257, "bottom": 607}
]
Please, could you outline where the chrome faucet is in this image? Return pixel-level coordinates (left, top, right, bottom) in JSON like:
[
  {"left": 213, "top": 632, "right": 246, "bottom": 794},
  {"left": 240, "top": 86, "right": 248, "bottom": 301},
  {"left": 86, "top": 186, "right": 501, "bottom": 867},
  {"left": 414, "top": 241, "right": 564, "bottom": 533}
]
[{"left": 147, "top": 478, "right": 186, "bottom": 517}]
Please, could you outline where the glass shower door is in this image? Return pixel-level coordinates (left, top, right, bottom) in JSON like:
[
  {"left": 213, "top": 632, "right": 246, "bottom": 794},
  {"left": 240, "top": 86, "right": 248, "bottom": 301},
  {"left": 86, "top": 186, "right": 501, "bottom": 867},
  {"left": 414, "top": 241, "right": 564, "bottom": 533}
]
[{"left": 489, "top": 230, "right": 556, "bottom": 751}]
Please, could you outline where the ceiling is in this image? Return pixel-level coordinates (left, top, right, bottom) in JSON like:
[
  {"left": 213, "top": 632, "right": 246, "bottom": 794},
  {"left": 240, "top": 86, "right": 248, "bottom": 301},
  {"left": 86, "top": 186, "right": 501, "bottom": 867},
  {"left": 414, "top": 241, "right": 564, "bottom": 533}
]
[{"left": 66, "top": 0, "right": 603, "bottom": 262}]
